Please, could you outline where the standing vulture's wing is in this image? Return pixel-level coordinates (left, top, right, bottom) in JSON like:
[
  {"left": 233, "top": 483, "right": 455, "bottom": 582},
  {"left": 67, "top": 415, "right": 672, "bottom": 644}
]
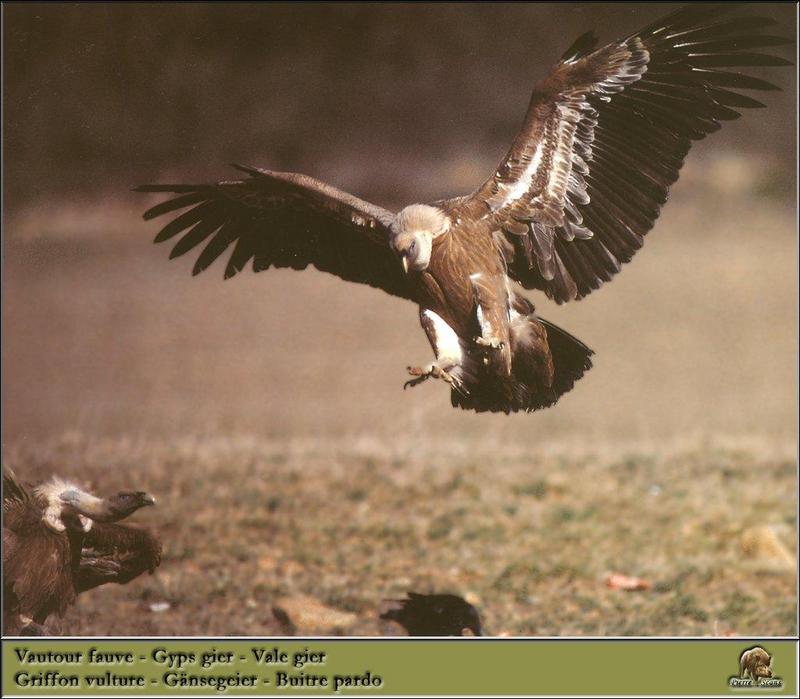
[
  {"left": 3, "top": 467, "right": 32, "bottom": 513},
  {"left": 2, "top": 467, "right": 33, "bottom": 587},
  {"left": 444, "top": 4, "right": 790, "bottom": 303},
  {"left": 136, "top": 166, "right": 413, "bottom": 301},
  {"left": 75, "top": 523, "right": 162, "bottom": 593}
]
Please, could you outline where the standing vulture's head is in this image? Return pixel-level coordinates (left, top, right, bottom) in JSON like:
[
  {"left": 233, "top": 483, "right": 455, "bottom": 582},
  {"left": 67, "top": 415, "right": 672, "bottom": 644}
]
[
  {"left": 60, "top": 489, "right": 156, "bottom": 523},
  {"left": 390, "top": 204, "right": 450, "bottom": 273}
]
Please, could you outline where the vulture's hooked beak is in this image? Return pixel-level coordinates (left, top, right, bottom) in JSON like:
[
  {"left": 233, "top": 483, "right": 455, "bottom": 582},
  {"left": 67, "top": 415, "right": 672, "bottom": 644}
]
[{"left": 142, "top": 493, "right": 156, "bottom": 506}]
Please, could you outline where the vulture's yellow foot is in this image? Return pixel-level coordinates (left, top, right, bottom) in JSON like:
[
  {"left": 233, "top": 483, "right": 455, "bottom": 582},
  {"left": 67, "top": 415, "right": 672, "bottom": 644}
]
[{"left": 404, "top": 362, "right": 465, "bottom": 393}]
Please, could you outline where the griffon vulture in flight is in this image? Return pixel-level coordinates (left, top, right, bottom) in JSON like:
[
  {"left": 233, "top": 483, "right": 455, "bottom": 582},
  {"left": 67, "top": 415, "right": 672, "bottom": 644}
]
[
  {"left": 138, "top": 5, "right": 789, "bottom": 413},
  {"left": 2, "top": 468, "right": 161, "bottom": 635}
]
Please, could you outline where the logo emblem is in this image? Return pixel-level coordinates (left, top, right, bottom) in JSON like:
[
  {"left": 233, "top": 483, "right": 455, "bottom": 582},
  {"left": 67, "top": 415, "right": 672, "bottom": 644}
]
[{"left": 729, "top": 646, "right": 784, "bottom": 689}]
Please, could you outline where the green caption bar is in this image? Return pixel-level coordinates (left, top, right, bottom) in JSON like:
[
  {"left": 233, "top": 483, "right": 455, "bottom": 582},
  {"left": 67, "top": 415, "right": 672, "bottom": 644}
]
[{"left": 2, "top": 640, "right": 796, "bottom": 696}]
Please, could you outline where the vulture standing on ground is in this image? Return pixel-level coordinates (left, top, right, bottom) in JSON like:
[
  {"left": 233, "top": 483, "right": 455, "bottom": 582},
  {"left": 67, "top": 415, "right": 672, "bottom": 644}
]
[
  {"left": 137, "top": 5, "right": 790, "bottom": 413},
  {"left": 2, "top": 468, "right": 161, "bottom": 635}
]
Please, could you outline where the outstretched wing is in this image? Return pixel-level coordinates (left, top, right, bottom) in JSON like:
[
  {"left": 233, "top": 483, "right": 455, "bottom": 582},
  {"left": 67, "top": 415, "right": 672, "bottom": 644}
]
[
  {"left": 445, "top": 4, "right": 790, "bottom": 303},
  {"left": 136, "top": 166, "right": 413, "bottom": 301},
  {"left": 75, "top": 523, "right": 162, "bottom": 593}
]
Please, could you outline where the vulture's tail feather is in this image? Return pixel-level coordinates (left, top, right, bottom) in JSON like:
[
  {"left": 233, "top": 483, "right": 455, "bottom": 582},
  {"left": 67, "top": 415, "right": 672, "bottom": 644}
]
[
  {"left": 451, "top": 305, "right": 592, "bottom": 414},
  {"left": 538, "top": 318, "right": 594, "bottom": 401}
]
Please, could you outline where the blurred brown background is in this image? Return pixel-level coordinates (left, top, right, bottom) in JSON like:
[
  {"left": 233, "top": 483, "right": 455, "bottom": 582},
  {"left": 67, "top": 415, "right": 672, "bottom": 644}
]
[
  {"left": 4, "top": 3, "right": 797, "bottom": 208},
  {"left": 2, "top": 4, "right": 796, "bottom": 636}
]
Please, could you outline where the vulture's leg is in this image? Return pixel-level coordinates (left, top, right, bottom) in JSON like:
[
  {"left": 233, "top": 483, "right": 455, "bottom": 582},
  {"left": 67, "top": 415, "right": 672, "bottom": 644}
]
[
  {"left": 405, "top": 309, "right": 467, "bottom": 394},
  {"left": 469, "top": 274, "right": 512, "bottom": 375},
  {"left": 469, "top": 274, "right": 506, "bottom": 350}
]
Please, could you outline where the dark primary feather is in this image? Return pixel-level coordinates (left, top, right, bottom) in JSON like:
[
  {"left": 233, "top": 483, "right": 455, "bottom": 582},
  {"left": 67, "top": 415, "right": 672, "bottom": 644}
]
[
  {"left": 136, "top": 167, "right": 414, "bottom": 301},
  {"left": 447, "top": 4, "right": 790, "bottom": 303}
]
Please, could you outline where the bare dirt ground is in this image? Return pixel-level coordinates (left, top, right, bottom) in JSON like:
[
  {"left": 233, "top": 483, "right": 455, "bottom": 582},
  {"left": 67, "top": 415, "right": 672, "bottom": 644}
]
[{"left": 3, "top": 154, "right": 797, "bottom": 637}]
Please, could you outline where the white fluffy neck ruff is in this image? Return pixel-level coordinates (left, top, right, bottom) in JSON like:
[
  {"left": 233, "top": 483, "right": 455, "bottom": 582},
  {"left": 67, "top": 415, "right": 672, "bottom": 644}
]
[
  {"left": 35, "top": 477, "right": 98, "bottom": 533},
  {"left": 34, "top": 476, "right": 84, "bottom": 503},
  {"left": 391, "top": 204, "right": 450, "bottom": 238}
]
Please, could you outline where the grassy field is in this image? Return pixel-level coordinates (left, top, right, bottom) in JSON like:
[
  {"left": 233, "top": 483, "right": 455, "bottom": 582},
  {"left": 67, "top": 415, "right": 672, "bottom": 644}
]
[
  {"left": 4, "top": 434, "right": 795, "bottom": 637},
  {"left": 3, "top": 151, "right": 796, "bottom": 636}
]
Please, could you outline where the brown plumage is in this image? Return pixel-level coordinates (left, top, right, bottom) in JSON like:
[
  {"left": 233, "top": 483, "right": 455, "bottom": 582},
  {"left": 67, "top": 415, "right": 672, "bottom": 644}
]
[
  {"left": 2, "top": 468, "right": 161, "bottom": 635},
  {"left": 136, "top": 5, "right": 789, "bottom": 413},
  {"left": 75, "top": 522, "right": 162, "bottom": 594},
  {"left": 3, "top": 471, "right": 83, "bottom": 635}
]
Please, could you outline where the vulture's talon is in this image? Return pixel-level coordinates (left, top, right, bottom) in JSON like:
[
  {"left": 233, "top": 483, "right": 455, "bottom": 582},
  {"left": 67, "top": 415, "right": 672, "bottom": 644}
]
[
  {"left": 404, "top": 363, "right": 463, "bottom": 392},
  {"left": 446, "top": 372, "right": 469, "bottom": 396},
  {"left": 404, "top": 365, "right": 434, "bottom": 390},
  {"left": 404, "top": 374, "right": 428, "bottom": 390},
  {"left": 474, "top": 336, "right": 504, "bottom": 351}
]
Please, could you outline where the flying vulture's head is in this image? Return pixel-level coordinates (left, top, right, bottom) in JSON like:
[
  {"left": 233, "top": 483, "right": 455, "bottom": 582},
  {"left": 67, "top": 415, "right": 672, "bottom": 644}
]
[
  {"left": 390, "top": 204, "right": 450, "bottom": 273},
  {"left": 60, "top": 489, "right": 156, "bottom": 523}
]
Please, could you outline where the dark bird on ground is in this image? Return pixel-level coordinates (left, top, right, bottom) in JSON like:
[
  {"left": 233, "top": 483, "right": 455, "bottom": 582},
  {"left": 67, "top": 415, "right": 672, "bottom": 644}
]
[
  {"left": 380, "top": 592, "right": 483, "bottom": 636},
  {"left": 137, "top": 4, "right": 790, "bottom": 413},
  {"left": 2, "top": 468, "right": 161, "bottom": 635}
]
